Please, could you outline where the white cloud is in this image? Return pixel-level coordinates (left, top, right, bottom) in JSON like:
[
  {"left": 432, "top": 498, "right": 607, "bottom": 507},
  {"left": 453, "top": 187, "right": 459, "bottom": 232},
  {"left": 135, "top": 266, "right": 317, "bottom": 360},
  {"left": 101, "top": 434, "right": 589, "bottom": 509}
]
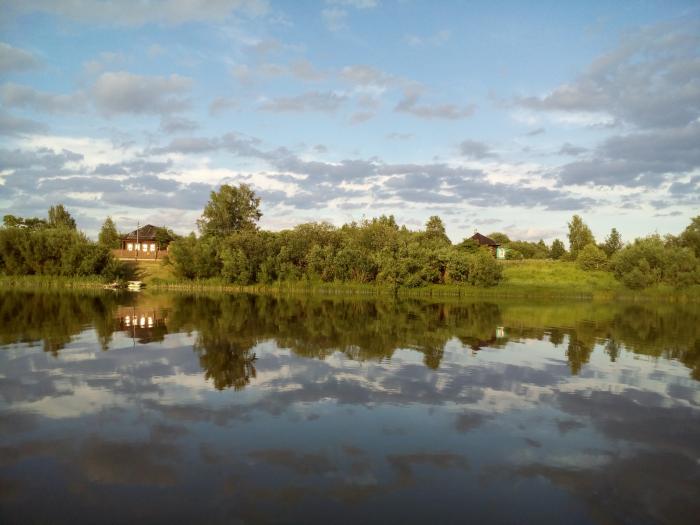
[
  {"left": 3, "top": 0, "right": 270, "bottom": 26},
  {"left": 0, "top": 83, "right": 85, "bottom": 113},
  {"left": 395, "top": 89, "right": 475, "bottom": 120},
  {"left": 92, "top": 71, "right": 192, "bottom": 116},
  {"left": 0, "top": 42, "right": 41, "bottom": 73},
  {"left": 259, "top": 91, "right": 347, "bottom": 113}
]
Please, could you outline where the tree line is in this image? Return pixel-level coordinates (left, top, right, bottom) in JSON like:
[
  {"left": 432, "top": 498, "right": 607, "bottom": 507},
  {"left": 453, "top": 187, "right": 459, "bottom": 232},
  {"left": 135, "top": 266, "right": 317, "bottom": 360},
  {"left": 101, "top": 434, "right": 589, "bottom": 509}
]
[
  {"left": 0, "top": 205, "right": 124, "bottom": 280},
  {"left": 166, "top": 184, "right": 700, "bottom": 290},
  {"left": 167, "top": 184, "right": 503, "bottom": 288},
  {"left": 0, "top": 206, "right": 180, "bottom": 281},
  {"left": 2, "top": 186, "right": 699, "bottom": 290}
]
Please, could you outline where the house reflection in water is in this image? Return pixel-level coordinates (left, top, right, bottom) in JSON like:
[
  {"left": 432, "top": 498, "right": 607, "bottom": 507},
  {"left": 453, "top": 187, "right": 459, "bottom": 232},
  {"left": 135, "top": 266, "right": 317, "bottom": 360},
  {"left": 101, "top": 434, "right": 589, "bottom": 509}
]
[{"left": 116, "top": 306, "right": 168, "bottom": 344}]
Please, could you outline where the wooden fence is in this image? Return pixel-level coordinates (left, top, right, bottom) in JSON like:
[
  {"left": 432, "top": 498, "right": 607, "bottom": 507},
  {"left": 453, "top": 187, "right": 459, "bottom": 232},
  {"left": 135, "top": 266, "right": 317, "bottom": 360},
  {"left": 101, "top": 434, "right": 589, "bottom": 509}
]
[{"left": 111, "top": 249, "right": 166, "bottom": 260}]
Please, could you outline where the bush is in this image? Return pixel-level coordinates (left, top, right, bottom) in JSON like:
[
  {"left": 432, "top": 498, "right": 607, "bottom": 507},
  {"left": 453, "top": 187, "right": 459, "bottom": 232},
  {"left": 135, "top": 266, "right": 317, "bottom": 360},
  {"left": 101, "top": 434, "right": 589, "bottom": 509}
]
[
  {"left": 168, "top": 234, "right": 221, "bottom": 279},
  {"left": 445, "top": 251, "right": 471, "bottom": 283},
  {"left": 220, "top": 246, "right": 251, "bottom": 284},
  {"left": 576, "top": 243, "right": 608, "bottom": 271},
  {"left": 506, "top": 241, "right": 548, "bottom": 259},
  {"left": 611, "top": 235, "right": 700, "bottom": 289},
  {"left": 468, "top": 250, "right": 503, "bottom": 287},
  {"left": 505, "top": 249, "right": 523, "bottom": 260},
  {"left": 0, "top": 227, "right": 115, "bottom": 279}
]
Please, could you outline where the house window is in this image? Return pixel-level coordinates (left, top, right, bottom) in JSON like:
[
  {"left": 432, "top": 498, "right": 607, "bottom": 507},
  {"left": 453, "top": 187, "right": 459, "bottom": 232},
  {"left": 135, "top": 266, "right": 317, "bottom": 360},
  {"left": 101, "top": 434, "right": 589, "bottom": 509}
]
[
  {"left": 150, "top": 243, "right": 156, "bottom": 252},
  {"left": 127, "top": 243, "right": 133, "bottom": 251}
]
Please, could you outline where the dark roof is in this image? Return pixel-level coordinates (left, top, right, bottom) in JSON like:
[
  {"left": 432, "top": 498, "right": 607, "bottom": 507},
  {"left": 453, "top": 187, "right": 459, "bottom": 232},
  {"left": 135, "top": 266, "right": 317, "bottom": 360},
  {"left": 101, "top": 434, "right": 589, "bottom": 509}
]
[
  {"left": 470, "top": 232, "right": 500, "bottom": 246},
  {"left": 122, "top": 224, "right": 158, "bottom": 241}
]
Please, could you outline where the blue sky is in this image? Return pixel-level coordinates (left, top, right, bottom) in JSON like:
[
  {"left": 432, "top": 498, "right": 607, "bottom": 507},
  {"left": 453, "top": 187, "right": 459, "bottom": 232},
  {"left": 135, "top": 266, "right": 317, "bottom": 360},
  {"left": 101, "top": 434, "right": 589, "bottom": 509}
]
[{"left": 1, "top": 0, "right": 699, "bottom": 243}]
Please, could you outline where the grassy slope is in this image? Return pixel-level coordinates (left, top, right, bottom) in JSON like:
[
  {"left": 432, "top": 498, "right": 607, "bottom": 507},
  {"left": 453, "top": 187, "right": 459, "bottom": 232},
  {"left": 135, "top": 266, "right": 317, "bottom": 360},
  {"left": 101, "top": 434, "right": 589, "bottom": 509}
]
[{"left": 496, "top": 260, "right": 621, "bottom": 297}]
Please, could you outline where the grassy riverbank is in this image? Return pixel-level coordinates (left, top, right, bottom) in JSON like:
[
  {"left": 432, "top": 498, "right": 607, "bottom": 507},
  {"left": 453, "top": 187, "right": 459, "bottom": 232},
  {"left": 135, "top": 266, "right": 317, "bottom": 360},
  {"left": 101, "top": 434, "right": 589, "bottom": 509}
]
[{"left": 3, "top": 259, "right": 699, "bottom": 301}]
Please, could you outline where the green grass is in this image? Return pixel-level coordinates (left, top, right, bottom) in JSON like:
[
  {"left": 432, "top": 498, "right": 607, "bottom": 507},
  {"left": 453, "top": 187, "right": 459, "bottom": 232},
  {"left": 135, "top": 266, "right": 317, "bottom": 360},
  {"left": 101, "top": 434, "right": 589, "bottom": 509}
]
[
  {"left": 0, "top": 274, "right": 105, "bottom": 289},
  {"left": 496, "top": 260, "right": 622, "bottom": 298},
  {"left": 3, "top": 259, "right": 698, "bottom": 302},
  {"left": 127, "top": 259, "right": 177, "bottom": 283}
]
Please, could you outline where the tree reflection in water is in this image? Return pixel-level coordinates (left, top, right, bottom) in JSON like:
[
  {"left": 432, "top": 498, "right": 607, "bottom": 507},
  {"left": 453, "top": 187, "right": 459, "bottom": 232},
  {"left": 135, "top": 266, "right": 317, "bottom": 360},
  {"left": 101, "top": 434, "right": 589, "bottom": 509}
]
[{"left": 0, "top": 290, "right": 699, "bottom": 390}]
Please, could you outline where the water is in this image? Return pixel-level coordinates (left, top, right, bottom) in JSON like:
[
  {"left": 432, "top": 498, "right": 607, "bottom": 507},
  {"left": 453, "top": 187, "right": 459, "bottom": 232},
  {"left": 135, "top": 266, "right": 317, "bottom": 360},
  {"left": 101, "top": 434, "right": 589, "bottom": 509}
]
[{"left": 1, "top": 290, "right": 699, "bottom": 524}]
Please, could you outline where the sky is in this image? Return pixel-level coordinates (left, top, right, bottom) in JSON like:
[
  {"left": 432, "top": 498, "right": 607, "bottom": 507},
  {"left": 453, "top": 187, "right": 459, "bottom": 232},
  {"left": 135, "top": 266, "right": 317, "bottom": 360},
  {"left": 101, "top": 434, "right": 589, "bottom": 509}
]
[{"left": 0, "top": 0, "right": 699, "bottom": 243}]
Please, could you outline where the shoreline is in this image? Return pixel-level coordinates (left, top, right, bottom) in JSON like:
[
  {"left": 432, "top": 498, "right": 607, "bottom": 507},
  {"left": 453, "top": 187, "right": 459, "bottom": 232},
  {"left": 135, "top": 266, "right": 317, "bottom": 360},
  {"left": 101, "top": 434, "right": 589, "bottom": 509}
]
[{"left": 1, "top": 274, "right": 698, "bottom": 303}]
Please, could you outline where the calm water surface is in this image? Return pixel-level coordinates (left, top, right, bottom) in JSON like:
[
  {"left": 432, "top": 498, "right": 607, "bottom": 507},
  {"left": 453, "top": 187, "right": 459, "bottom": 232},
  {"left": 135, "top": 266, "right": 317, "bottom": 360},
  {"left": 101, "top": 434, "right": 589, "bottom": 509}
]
[{"left": 1, "top": 290, "right": 699, "bottom": 524}]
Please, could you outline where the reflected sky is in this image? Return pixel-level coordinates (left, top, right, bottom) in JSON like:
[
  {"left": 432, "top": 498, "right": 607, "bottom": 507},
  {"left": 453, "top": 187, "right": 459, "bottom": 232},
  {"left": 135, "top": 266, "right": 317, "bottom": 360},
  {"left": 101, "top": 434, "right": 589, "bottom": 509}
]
[{"left": 1, "top": 291, "right": 699, "bottom": 524}]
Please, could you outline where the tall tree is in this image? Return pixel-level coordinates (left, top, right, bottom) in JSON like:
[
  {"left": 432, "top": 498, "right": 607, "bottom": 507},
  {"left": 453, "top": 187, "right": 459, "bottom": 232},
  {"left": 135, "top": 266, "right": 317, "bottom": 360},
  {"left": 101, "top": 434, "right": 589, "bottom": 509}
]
[
  {"left": 424, "top": 215, "right": 450, "bottom": 244},
  {"left": 567, "top": 215, "right": 595, "bottom": 259},
  {"left": 48, "top": 204, "right": 76, "bottom": 230},
  {"left": 197, "top": 183, "right": 262, "bottom": 237},
  {"left": 98, "top": 217, "right": 120, "bottom": 248},
  {"left": 602, "top": 228, "right": 623, "bottom": 257},
  {"left": 550, "top": 238, "right": 566, "bottom": 259}
]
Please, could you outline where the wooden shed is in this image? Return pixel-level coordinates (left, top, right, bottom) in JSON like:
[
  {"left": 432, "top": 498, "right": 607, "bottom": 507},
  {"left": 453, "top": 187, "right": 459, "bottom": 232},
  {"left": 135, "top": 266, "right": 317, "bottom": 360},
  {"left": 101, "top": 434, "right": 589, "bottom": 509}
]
[{"left": 470, "top": 232, "right": 506, "bottom": 259}]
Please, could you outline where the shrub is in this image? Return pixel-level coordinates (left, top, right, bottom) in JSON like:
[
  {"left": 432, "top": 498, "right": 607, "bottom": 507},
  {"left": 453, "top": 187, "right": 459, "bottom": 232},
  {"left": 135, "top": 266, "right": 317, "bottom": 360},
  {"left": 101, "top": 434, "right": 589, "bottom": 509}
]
[
  {"left": 468, "top": 250, "right": 503, "bottom": 287},
  {"left": 445, "top": 251, "right": 472, "bottom": 283},
  {"left": 0, "top": 227, "right": 115, "bottom": 279},
  {"left": 576, "top": 243, "right": 608, "bottom": 271},
  {"left": 505, "top": 249, "right": 523, "bottom": 260},
  {"left": 611, "top": 235, "right": 700, "bottom": 289},
  {"left": 220, "top": 246, "right": 251, "bottom": 284}
]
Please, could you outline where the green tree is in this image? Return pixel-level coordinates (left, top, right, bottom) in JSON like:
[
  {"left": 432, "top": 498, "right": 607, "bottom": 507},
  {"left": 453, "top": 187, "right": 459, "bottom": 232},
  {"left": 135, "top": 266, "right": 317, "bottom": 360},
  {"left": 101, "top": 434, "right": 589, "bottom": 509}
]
[
  {"left": 467, "top": 250, "right": 503, "bottom": 287},
  {"left": 98, "top": 217, "right": 120, "bottom": 248},
  {"left": 610, "top": 235, "right": 700, "bottom": 289},
  {"left": 567, "top": 215, "right": 595, "bottom": 259},
  {"left": 507, "top": 240, "right": 548, "bottom": 259},
  {"left": 488, "top": 232, "right": 511, "bottom": 244},
  {"left": 456, "top": 238, "right": 480, "bottom": 252},
  {"left": 505, "top": 249, "right": 524, "bottom": 260},
  {"left": 154, "top": 226, "right": 178, "bottom": 249},
  {"left": 602, "top": 228, "right": 623, "bottom": 257},
  {"left": 423, "top": 215, "right": 451, "bottom": 245},
  {"left": 550, "top": 238, "right": 566, "bottom": 259},
  {"left": 3, "top": 215, "right": 47, "bottom": 229},
  {"left": 197, "top": 183, "right": 262, "bottom": 237},
  {"left": 679, "top": 216, "right": 700, "bottom": 258},
  {"left": 48, "top": 204, "right": 76, "bottom": 230},
  {"left": 576, "top": 243, "right": 608, "bottom": 271}
]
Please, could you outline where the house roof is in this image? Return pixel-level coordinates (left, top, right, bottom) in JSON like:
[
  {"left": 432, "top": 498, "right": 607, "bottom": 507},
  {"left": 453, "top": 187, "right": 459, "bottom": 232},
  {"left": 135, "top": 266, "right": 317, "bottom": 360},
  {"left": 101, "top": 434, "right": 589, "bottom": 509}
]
[
  {"left": 470, "top": 232, "right": 500, "bottom": 246},
  {"left": 122, "top": 224, "right": 159, "bottom": 241}
]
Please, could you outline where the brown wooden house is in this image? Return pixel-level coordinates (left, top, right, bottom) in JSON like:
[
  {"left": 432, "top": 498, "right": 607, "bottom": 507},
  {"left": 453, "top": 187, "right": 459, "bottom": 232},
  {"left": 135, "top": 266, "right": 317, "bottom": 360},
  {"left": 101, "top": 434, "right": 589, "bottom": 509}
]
[
  {"left": 470, "top": 232, "right": 506, "bottom": 259},
  {"left": 117, "top": 224, "right": 166, "bottom": 259}
]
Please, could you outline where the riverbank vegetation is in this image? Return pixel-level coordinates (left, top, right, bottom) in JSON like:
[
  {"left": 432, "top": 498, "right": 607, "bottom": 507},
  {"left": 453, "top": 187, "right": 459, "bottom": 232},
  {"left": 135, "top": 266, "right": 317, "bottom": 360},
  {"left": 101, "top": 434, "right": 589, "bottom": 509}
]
[
  {"left": 0, "top": 206, "right": 127, "bottom": 281},
  {"left": 2, "top": 186, "right": 699, "bottom": 297},
  {"left": 163, "top": 184, "right": 699, "bottom": 294}
]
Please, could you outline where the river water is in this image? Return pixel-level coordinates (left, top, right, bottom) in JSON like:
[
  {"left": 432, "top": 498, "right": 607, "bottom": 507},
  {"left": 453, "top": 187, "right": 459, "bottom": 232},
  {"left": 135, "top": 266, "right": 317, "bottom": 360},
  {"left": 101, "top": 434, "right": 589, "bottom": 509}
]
[{"left": 1, "top": 290, "right": 698, "bottom": 524}]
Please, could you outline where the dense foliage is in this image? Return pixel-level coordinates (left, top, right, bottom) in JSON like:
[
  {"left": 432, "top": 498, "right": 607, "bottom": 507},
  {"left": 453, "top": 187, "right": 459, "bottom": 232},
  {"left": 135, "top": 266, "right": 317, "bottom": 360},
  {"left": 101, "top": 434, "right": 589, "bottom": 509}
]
[
  {"left": 577, "top": 243, "right": 608, "bottom": 271},
  {"left": 610, "top": 235, "right": 700, "bottom": 289},
  {"left": 0, "top": 206, "right": 124, "bottom": 280},
  {"left": 169, "top": 211, "right": 503, "bottom": 288}
]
